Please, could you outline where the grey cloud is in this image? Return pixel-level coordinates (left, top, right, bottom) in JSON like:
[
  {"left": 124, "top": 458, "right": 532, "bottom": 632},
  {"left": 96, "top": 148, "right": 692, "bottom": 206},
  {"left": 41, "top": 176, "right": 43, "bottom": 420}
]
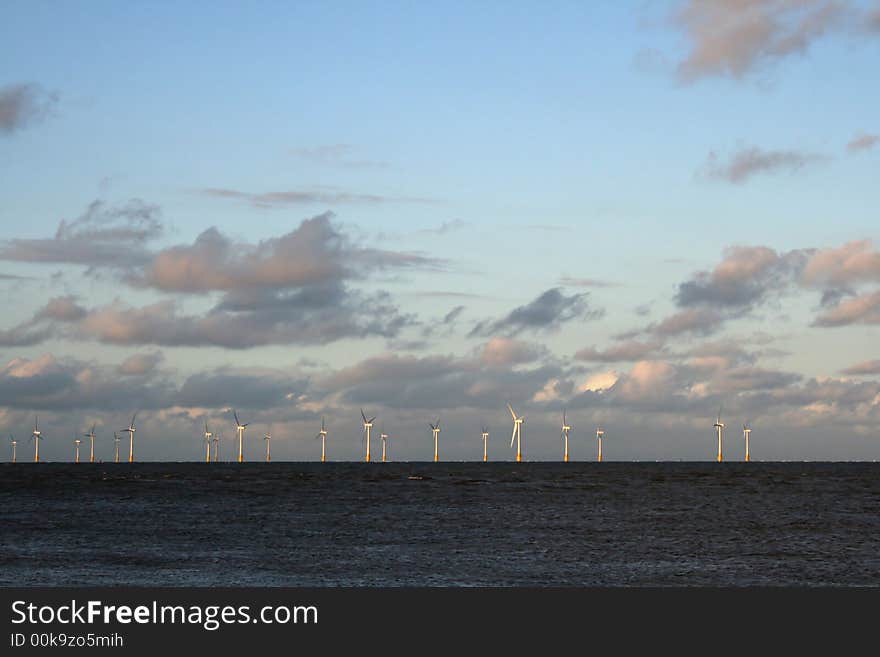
[
  {"left": 649, "top": 308, "right": 726, "bottom": 337},
  {"left": 812, "top": 290, "right": 880, "bottom": 326},
  {"left": 674, "top": 0, "right": 848, "bottom": 82},
  {"left": 701, "top": 147, "right": 825, "bottom": 183},
  {"left": 558, "top": 277, "right": 619, "bottom": 288},
  {"left": 177, "top": 368, "right": 307, "bottom": 410},
  {"left": 137, "top": 212, "right": 440, "bottom": 294},
  {"left": 0, "top": 199, "right": 162, "bottom": 267},
  {"left": 117, "top": 352, "right": 164, "bottom": 376},
  {"left": 846, "top": 133, "right": 879, "bottom": 152},
  {"left": 0, "top": 83, "right": 57, "bottom": 134},
  {"left": 676, "top": 246, "right": 808, "bottom": 309},
  {"left": 469, "top": 288, "right": 603, "bottom": 337},
  {"left": 575, "top": 339, "right": 665, "bottom": 363},
  {"left": 34, "top": 296, "right": 88, "bottom": 322},
  {"left": 841, "top": 359, "right": 880, "bottom": 376},
  {"left": 288, "top": 144, "right": 390, "bottom": 169},
  {"left": 202, "top": 187, "right": 433, "bottom": 208},
  {"left": 801, "top": 240, "right": 880, "bottom": 288}
]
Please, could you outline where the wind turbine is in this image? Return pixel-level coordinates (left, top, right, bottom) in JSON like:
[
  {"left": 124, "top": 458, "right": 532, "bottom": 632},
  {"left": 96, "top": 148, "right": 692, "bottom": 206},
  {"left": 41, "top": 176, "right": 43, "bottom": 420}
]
[
  {"left": 203, "top": 422, "right": 213, "bottom": 463},
  {"left": 120, "top": 412, "right": 138, "bottom": 463},
  {"left": 212, "top": 433, "right": 221, "bottom": 462},
  {"left": 233, "top": 410, "right": 248, "bottom": 463},
  {"left": 561, "top": 410, "right": 572, "bottom": 463},
  {"left": 714, "top": 406, "right": 724, "bottom": 463},
  {"left": 596, "top": 427, "right": 605, "bottom": 462},
  {"left": 429, "top": 419, "right": 440, "bottom": 462},
  {"left": 361, "top": 409, "right": 375, "bottom": 462},
  {"left": 10, "top": 435, "right": 17, "bottom": 463},
  {"left": 507, "top": 403, "right": 524, "bottom": 462},
  {"left": 84, "top": 424, "right": 97, "bottom": 463},
  {"left": 380, "top": 426, "right": 389, "bottom": 463},
  {"left": 315, "top": 417, "right": 328, "bottom": 463},
  {"left": 31, "top": 415, "right": 42, "bottom": 463},
  {"left": 113, "top": 431, "right": 121, "bottom": 463},
  {"left": 73, "top": 436, "right": 82, "bottom": 463},
  {"left": 264, "top": 427, "right": 272, "bottom": 463},
  {"left": 743, "top": 422, "right": 752, "bottom": 462},
  {"left": 480, "top": 427, "right": 489, "bottom": 462}
]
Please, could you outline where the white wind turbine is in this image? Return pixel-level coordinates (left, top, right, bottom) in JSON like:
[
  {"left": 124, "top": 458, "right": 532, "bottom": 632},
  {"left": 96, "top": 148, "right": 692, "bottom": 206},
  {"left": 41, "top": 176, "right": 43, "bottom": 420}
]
[
  {"left": 429, "top": 419, "right": 441, "bottom": 462},
  {"left": 480, "top": 426, "right": 489, "bottom": 462},
  {"left": 10, "top": 435, "right": 17, "bottom": 463},
  {"left": 561, "top": 410, "right": 572, "bottom": 463},
  {"left": 315, "top": 417, "right": 328, "bottom": 463},
  {"left": 120, "top": 412, "right": 138, "bottom": 463},
  {"left": 31, "top": 415, "right": 43, "bottom": 463},
  {"left": 380, "top": 426, "right": 390, "bottom": 463},
  {"left": 714, "top": 406, "right": 724, "bottom": 463},
  {"left": 264, "top": 426, "right": 272, "bottom": 463},
  {"left": 507, "top": 403, "right": 524, "bottom": 462},
  {"left": 596, "top": 427, "right": 605, "bottom": 462},
  {"left": 203, "top": 422, "right": 213, "bottom": 463},
  {"left": 73, "top": 436, "right": 82, "bottom": 463},
  {"left": 212, "top": 433, "right": 221, "bottom": 462},
  {"left": 113, "top": 431, "right": 121, "bottom": 463},
  {"left": 233, "top": 410, "right": 248, "bottom": 463},
  {"left": 84, "top": 423, "right": 97, "bottom": 463},
  {"left": 361, "top": 409, "right": 375, "bottom": 462},
  {"left": 743, "top": 421, "right": 752, "bottom": 463}
]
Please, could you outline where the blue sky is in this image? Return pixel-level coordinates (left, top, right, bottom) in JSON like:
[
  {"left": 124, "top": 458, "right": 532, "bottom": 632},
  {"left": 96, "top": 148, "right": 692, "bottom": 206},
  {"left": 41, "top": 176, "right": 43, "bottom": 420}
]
[{"left": 1, "top": 1, "right": 879, "bottom": 461}]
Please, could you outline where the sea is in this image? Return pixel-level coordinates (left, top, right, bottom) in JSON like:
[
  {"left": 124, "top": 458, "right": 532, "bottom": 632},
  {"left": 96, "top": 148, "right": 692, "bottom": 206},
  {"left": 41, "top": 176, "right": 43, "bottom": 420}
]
[{"left": 1, "top": 462, "right": 878, "bottom": 587}]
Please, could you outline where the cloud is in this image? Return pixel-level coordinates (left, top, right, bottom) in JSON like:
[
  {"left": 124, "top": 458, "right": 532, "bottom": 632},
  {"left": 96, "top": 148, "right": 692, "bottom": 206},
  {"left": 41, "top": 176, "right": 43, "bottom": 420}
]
[
  {"left": 0, "top": 83, "right": 58, "bottom": 135},
  {"left": 801, "top": 239, "right": 880, "bottom": 287},
  {"left": 649, "top": 308, "right": 726, "bottom": 337},
  {"left": 288, "top": 144, "right": 389, "bottom": 169},
  {"left": 701, "top": 147, "right": 824, "bottom": 183},
  {"left": 812, "top": 290, "right": 880, "bottom": 326},
  {"left": 676, "top": 245, "right": 808, "bottom": 308},
  {"left": 417, "top": 219, "right": 467, "bottom": 235},
  {"left": 117, "top": 352, "right": 164, "bottom": 376},
  {"left": 177, "top": 367, "right": 307, "bottom": 410},
  {"left": 201, "top": 187, "right": 433, "bottom": 208},
  {"left": 34, "top": 296, "right": 88, "bottom": 322},
  {"left": 841, "top": 359, "right": 880, "bottom": 376},
  {"left": 137, "top": 212, "right": 439, "bottom": 293},
  {"left": 846, "top": 133, "right": 879, "bottom": 152},
  {"left": 558, "top": 277, "right": 619, "bottom": 288},
  {"left": 469, "top": 288, "right": 603, "bottom": 337},
  {"left": 673, "top": 0, "right": 848, "bottom": 82},
  {"left": 0, "top": 199, "right": 162, "bottom": 267},
  {"left": 479, "top": 337, "right": 547, "bottom": 367},
  {"left": 575, "top": 339, "right": 665, "bottom": 362}
]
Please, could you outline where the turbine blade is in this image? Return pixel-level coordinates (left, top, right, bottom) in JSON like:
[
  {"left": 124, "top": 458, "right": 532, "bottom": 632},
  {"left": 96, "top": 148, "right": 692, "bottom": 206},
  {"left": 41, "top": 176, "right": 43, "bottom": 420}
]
[
  {"left": 361, "top": 409, "right": 367, "bottom": 423},
  {"left": 507, "top": 403, "right": 517, "bottom": 420},
  {"left": 368, "top": 417, "right": 376, "bottom": 424},
  {"left": 510, "top": 426, "right": 517, "bottom": 448},
  {"left": 233, "top": 410, "right": 240, "bottom": 425}
]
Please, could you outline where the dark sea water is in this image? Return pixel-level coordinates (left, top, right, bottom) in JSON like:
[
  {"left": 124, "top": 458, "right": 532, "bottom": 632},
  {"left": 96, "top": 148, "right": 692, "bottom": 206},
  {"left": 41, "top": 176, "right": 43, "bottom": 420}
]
[{"left": 1, "top": 462, "right": 878, "bottom": 587}]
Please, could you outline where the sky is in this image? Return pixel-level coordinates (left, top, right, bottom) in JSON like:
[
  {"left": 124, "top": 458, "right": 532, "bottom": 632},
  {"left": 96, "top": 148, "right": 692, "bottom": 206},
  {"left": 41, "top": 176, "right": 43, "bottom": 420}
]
[{"left": 1, "top": 0, "right": 879, "bottom": 462}]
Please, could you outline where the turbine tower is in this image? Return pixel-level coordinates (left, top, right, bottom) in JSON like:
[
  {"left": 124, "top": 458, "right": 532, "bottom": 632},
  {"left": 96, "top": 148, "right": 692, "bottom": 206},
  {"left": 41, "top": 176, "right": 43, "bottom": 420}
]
[
  {"left": 380, "top": 427, "right": 389, "bottom": 463},
  {"left": 264, "top": 427, "right": 272, "bottom": 463},
  {"left": 507, "top": 403, "right": 524, "bottom": 462},
  {"left": 113, "top": 431, "right": 121, "bottom": 463},
  {"left": 714, "top": 407, "right": 724, "bottom": 463},
  {"left": 361, "top": 409, "right": 375, "bottom": 462},
  {"left": 212, "top": 433, "right": 221, "bottom": 462},
  {"left": 596, "top": 427, "right": 605, "bottom": 462},
  {"left": 31, "top": 415, "right": 42, "bottom": 463},
  {"left": 429, "top": 419, "right": 440, "bottom": 462},
  {"left": 74, "top": 437, "right": 82, "bottom": 463},
  {"left": 233, "top": 410, "right": 248, "bottom": 463},
  {"left": 561, "top": 410, "right": 572, "bottom": 463},
  {"left": 120, "top": 412, "right": 138, "bottom": 463},
  {"left": 743, "top": 422, "right": 752, "bottom": 462},
  {"left": 10, "top": 435, "right": 17, "bottom": 463},
  {"left": 315, "top": 417, "right": 328, "bottom": 463},
  {"left": 84, "top": 424, "right": 97, "bottom": 463},
  {"left": 203, "top": 422, "right": 213, "bottom": 463},
  {"left": 480, "top": 427, "right": 489, "bottom": 462}
]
